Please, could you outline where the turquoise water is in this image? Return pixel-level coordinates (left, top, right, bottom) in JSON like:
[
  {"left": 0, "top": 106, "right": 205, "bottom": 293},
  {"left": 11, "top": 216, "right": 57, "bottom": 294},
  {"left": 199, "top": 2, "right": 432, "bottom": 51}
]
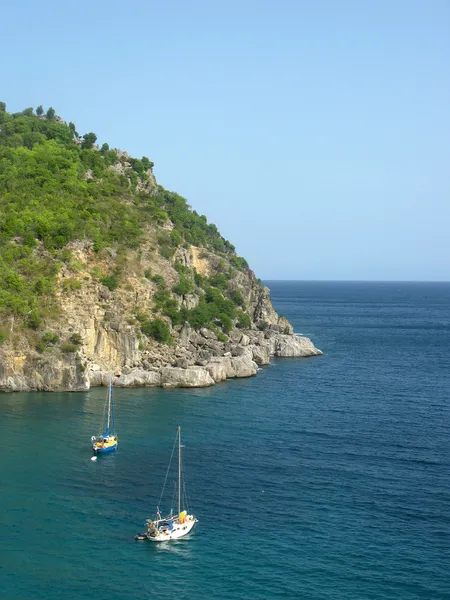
[{"left": 1, "top": 281, "right": 449, "bottom": 599}]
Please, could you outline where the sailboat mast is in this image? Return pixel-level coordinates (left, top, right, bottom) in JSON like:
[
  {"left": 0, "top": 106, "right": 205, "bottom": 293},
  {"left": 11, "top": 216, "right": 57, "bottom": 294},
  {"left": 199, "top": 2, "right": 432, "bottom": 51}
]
[
  {"left": 107, "top": 378, "right": 112, "bottom": 433},
  {"left": 178, "top": 426, "right": 181, "bottom": 517}
]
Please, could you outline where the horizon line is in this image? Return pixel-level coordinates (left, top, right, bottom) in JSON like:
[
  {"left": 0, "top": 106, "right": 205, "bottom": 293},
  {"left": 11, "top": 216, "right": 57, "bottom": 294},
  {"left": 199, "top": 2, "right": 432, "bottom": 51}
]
[{"left": 262, "top": 279, "right": 450, "bottom": 283}]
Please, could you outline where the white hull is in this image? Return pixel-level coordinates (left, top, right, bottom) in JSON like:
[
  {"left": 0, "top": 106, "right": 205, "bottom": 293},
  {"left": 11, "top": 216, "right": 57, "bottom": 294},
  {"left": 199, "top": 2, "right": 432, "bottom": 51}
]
[{"left": 147, "top": 516, "right": 197, "bottom": 542}]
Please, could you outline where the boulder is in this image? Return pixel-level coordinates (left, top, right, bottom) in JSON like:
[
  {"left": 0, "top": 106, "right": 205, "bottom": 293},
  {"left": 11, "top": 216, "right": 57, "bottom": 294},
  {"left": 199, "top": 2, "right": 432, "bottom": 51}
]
[
  {"left": 274, "top": 335, "right": 323, "bottom": 357},
  {"left": 231, "top": 345, "right": 247, "bottom": 357},
  {"left": 179, "top": 323, "right": 191, "bottom": 347},
  {"left": 160, "top": 366, "right": 215, "bottom": 388},
  {"left": 250, "top": 345, "right": 271, "bottom": 365},
  {"left": 112, "top": 369, "right": 161, "bottom": 387},
  {"left": 205, "top": 360, "right": 228, "bottom": 382},
  {"left": 223, "top": 355, "right": 258, "bottom": 378},
  {"left": 239, "top": 333, "right": 250, "bottom": 346},
  {"left": 278, "top": 317, "right": 294, "bottom": 335}
]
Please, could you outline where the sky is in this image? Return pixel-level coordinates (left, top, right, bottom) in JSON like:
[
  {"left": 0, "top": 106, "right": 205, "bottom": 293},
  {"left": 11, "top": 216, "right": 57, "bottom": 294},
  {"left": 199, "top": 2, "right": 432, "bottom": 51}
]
[{"left": 1, "top": 0, "right": 449, "bottom": 280}]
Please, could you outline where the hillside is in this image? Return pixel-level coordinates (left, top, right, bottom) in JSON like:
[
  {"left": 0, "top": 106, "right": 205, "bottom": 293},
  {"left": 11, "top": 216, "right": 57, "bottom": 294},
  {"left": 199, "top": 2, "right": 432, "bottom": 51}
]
[{"left": 0, "top": 103, "right": 321, "bottom": 391}]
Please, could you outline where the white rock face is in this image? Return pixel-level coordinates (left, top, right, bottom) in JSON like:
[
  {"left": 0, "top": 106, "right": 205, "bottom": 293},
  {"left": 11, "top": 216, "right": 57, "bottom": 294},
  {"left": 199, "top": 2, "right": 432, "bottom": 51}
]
[
  {"left": 250, "top": 345, "right": 271, "bottom": 365},
  {"left": 160, "top": 366, "right": 215, "bottom": 388},
  {"left": 205, "top": 360, "right": 228, "bottom": 382},
  {"left": 222, "top": 355, "right": 258, "bottom": 378},
  {"left": 274, "top": 335, "right": 323, "bottom": 357}
]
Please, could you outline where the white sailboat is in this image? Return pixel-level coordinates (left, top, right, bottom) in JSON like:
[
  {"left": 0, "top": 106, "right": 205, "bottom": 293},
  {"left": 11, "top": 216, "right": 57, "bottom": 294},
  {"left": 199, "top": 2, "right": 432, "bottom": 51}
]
[{"left": 140, "top": 427, "right": 197, "bottom": 542}]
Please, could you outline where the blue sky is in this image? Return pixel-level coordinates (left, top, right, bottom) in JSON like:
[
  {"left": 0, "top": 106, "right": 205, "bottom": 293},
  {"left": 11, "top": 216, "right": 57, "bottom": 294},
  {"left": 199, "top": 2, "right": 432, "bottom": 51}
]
[{"left": 2, "top": 0, "right": 449, "bottom": 280}]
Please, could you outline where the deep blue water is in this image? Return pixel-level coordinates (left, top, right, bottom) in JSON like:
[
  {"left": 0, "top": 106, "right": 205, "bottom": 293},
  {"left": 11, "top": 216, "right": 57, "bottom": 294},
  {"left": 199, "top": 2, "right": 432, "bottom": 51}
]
[{"left": 1, "top": 281, "right": 449, "bottom": 600}]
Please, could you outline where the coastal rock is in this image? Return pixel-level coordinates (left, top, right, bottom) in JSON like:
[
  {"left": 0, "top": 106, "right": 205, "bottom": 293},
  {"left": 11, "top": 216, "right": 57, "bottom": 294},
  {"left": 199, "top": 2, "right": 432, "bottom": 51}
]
[
  {"left": 160, "top": 366, "right": 215, "bottom": 388},
  {"left": 223, "top": 354, "right": 258, "bottom": 378},
  {"left": 0, "top": 352, "right": 89, "bottom": 392},
  {"left": 250, "top": 345, "right": 271, "bottom": 365},
  {"left": 239, "top": 333, "right": 250, "bottom": 346},
  {"left": 205, "top": 360, "right": 228, "bottom": 382},
  {"left": 274, "top": 335, "right": 323, "bottom": 357},
  {"left": 179, "top": 323, "right": 191, "bottom": 347},
  {"left": 278, "top": 317, "right": 294, "bottom": 335}
]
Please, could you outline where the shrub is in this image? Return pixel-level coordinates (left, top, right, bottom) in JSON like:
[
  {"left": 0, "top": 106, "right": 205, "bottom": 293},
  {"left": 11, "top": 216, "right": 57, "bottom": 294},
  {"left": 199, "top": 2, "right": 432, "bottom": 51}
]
[
  {"left": 61, "top": 343, "right": 78, "bottom": 353},
  {"left": 236, "top": 310, "right": 251, "bottom": 328},
  {"left": 141, "top": 318, "right": 171, "bottom": 343},
  {"left": 69, "top": 333, "right": 83, "bottom": 346},
  {"left": 36, "top": 340, "right": 47, "bottom": 353},
  {"left": 230, "top": 256, "right": 249, "bottom": 271},
  {"left": 174, "top": 262, "right": 191, "bottom": 276},
  {"left": 27, "top": 310, "right": 41, "bottom": 330},
  {"left": 193, "top": 270, "right": 206, "bottom": 288},
  {"left": 42, "top": 332, "right": 59, "bottom": 345},
  {"left": 144, "top": 268, "right": 152, "bottom": 280},
  {"left": 219, "top": 313, "right": 232, "bottom": 333},
  {"left": 62, "top": 277, "right": 81, "bottom": 291},
  {"left": 205, "top": 287, "right": 236, "bottom": 319},
  {"left": 170, "top": 229, "right": 182, "bottom": 247},
  {"left": 101, "top": 272, "right": 120, "bottom": 291},
  {"left": 209, "top": 273, "right": 228, "bottom": 290},
  {"left": 159, "top": 244, "right": 174, "bottom": 260},
  {"left": 153, "top": 288, "right": 171, "bottom": 308},
  {"left": 172, "top": 276, "right": 194, "bottom": 296},
  {"left": 230, "top": 290, "right": 245, "bottom": 306},
  {"left": 151, "top": 274, "right": 166, "bottom": 288},
  {"left": 185, "top": 300, "right": 211, "bottom": 329},
  {"left": 163, "top": 300, "right": 186, "bottom": 326}
]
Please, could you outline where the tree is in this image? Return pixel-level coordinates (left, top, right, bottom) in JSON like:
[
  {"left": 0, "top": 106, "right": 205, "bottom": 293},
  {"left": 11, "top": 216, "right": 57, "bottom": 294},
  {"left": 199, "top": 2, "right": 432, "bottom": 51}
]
[
  {"left": 22, "top": 107, "right": 34, "bottom": 116},
  {"left": 100, "top": 143, "right": 109, "bottom": 153},
  {"left": 68, "top": 122, "right": 78, "bottom": 136},
  {"left": 141, "top": 156, "right": 154, "bottom": 170},
  {"left": 0, "top": 102, "right": 6, "bottom": 112},
  {"left": 46, "top": 106, "right": 56, "bottom": 120},
  {"left": 81, "top": 132, "right": 97, "bottom": 149},
  {"left": 36, "top": 105, "right": 44, "bottom": 116}
]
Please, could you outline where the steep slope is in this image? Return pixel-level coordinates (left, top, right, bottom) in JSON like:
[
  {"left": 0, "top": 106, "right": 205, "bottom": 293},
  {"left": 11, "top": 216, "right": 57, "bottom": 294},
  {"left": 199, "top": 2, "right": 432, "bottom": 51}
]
[{"left": 0, "top": 103, "right": 321, "bottom": 391}]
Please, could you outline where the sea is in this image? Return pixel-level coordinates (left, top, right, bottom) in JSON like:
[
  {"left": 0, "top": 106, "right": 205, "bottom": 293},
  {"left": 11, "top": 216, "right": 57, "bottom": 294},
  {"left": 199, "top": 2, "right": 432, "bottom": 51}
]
[{"left": 0, "top": 281, "right": 449, "bottom": 600}]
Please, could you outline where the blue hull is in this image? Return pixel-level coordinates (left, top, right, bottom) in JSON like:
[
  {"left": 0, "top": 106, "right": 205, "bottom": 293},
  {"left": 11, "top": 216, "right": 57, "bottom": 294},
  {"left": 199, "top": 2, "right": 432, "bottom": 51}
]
[{"left": 94, "top": 444, "right": 117, "bottom": 454}]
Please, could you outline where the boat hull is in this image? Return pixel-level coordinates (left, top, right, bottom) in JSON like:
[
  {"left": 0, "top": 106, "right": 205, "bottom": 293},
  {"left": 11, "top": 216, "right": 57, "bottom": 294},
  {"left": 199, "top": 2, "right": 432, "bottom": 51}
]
[
  {"left": 93, "top": 443, "right": 117, "bottom": 453},
  {"left": 147, "top": 517, "right": 197, "bottom": 542}
]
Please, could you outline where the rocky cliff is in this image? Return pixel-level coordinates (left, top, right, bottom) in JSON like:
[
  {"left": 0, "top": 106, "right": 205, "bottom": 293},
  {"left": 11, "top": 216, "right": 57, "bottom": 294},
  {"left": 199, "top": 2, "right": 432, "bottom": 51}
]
[{"left": 0, "top": 104, "right": 321, "bottom": 391}]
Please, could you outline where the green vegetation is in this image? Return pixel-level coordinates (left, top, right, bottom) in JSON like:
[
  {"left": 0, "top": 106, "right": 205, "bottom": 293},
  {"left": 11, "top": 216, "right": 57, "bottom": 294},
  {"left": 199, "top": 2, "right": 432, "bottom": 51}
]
[
  {"left": 236, "top": 310, "right": 251, "bottom": 328},
  {"left": 0, "top": 103, "right": 252, "bottom": 339},
  {"left": 100, "top": 270, "right": 120, "bottom": 291},
  {"left": 36, "top": 331, "right": 60, "bottom": 353},
  {"left": 62, "top": 277, "right": 81, "bottom": 291},
  {"left": 151, "top": 274, "right": 166, "bottom": 288},
  {"left": 42, "top": 331, "right": 59, "bottom": 345},
  {"left": 137, "top": 314, "right": 172, "bottom": 344},
  {"left": 230, "top": 290, "right": 245, "bottom": 306},
  {"left": 61, "top": 343, "right": 79, "bottom": 353}
]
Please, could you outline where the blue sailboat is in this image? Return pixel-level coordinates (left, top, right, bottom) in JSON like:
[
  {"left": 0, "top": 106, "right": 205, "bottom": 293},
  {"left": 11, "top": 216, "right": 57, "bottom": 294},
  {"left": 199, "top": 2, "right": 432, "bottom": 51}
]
[{"left": 91, "top": 378, "right": 118, "bottom": 454}]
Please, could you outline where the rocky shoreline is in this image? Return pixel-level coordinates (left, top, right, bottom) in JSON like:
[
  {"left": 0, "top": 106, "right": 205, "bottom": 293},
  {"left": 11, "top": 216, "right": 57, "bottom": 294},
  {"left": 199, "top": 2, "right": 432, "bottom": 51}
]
[
  {"left": 90, "top": 328, "right": 322, "bottom": 389},
  {"left": 0, "top": 326, "right": 321, "bottom": 393}
]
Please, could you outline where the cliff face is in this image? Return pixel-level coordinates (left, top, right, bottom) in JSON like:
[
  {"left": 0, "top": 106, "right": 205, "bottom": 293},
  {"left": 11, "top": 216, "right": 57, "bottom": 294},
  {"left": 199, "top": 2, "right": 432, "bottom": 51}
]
[
  {"left": 0, "top": 105, "right": 322, "bottom": 391},
  {"left": 0, "top": 237, "right": 322, "bottom": 391}
]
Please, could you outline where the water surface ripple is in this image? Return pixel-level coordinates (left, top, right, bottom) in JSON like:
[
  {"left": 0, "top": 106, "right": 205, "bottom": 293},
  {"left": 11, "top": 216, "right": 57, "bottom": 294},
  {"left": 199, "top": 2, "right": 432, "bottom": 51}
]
[{"left": 0, "top": 281, "right": 449, "bottom": 599}]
